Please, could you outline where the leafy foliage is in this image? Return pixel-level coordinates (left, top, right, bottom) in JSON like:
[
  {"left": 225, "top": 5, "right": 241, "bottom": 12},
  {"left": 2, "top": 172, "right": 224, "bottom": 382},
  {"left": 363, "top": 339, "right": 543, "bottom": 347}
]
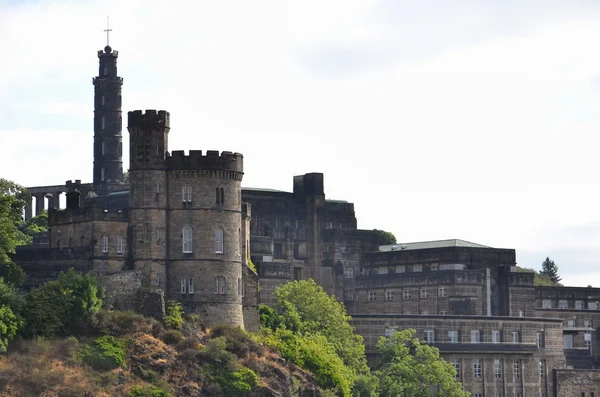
[
  {"left": 0, "top": 181, "right": 29, "bottom": 285},
  {"left": 375, "top": 329, "right": 468, "bottom": 397},
  {"left": 19, "top": 210, "right": 48, "bottom": 239},
  {"left": 372, "top": 229, "right": 397, "bottom": 246},
  {"left": 162, "top": 329, "right": 184, "bottom": 345},
  {"left": 516, "top": 266, "right": 561, "bottom": 286},
  {"left": 80, "top": 335, "right": 126, "bottom": 370},
  {"left": 24, "top": 268, "right": 104, "bottom": 337},
  {"left": 128, "top": 385, "right": 171, "bottom": 397},
  {"left": 163, "top": 300, "right": 184, "bottom": 330},
  {"left": 540, "top": 257, "right": 562, "bottom": 284},
  {"left": 215, "top": 366, "right": 259, "bottom": 396},
  {"left": 0, "top": 304, "right": 21, "bottom": 351}
]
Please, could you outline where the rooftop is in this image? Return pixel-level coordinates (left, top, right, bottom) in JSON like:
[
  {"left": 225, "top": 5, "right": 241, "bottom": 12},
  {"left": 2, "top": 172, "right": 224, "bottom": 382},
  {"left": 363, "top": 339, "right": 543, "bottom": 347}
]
[
  {"left": 379, "top": 239, "right": 492, "bottom": 252},
  {"left": 242, "top": 187, "right": 289, "bottom": 193}
]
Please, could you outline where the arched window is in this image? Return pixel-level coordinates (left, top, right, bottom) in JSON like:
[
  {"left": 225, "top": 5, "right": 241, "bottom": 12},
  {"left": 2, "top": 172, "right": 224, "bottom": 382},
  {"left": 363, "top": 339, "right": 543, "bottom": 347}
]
[
  {"left": 100, "top": 167, "right": 105, "bottom": 182},
  {"left": 215, "top": 276, "right": 226, "bottom": 295},
  {"left": 182, "top": 226, "right": 193, "bottom": 253},
  {"left": 215, "top": 227, "right": 224, "bottom": 254},
  {"left": 102, "top": 235, "right": 109, "bottom": 253}
]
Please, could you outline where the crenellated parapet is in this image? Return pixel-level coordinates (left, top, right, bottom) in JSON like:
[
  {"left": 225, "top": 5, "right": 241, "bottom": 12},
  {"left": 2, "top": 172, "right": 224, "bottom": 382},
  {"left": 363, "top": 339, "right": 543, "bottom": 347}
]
[
  {"left": 166, "top": 150, "right": 244, "bottom": 174},
  {"left": 127, "top": 109, "right": 170, "bottom": 130},
  {"left": 50, "top": 206, "right": 128, "bottom": 225}
]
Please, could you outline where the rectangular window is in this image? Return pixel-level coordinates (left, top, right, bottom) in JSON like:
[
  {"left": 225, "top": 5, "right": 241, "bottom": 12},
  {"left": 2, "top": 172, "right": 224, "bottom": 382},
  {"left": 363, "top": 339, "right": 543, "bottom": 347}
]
[
  {"left": 471, "top": 330, "right": 480, "bottom": 343},
  {"left": 494, "top": 359, "right": 502, "bottom": 379},
  {"left": 564, "top": 334, "right": 574, "bottom": 349},
  {"left": 101, "top": 95, "right": 105, "bottom": 106},
  {"left": 396, "top": 265, "right": 405, "bottom": 273},
  {"left": 420, "top": 288, "right": 428, "bottom": 298},
  {"left": 513, "top": 360, "right": 521, "bottom": 379},
  {"left": 589, "top": 301, "right": 598, "bottom": 310},
  {"left": 384, "top": 328, "right": 395, "bottom": 338},
  {"left": 424, "top": 330, "right": 435, "bottom": 343},
  {"left": 438, "top": 286, "right": 447, "bottom": 297},
  {"left": 102, "top": 235, "right": 109, "bottom": 253},
  {"left": 215, "top": 228, "right": 224, "bottom": 254},
  {"left": 585, "top": 331, "right": 592, "bottom": 349},
  {"left": 326, "top": 221, "right": 333, "bottom": 229},
  {"left": 188, "top": 278, "right": 194, "bottom": 294},
  {"left": 584, "top": 320, "right": 592, "bottom": 328},
  {"left": 215, "top": 276, "right": 226, "bottom": 295},
  {"left": 345, "top": 291, "right": 354, "bottom": 301},
  {"left": 237, "top": 277, "right": 241, "bottom": 296},
  {"left": 385, "top": 290, "right": 393, "bottom": 300},
  {"left": 343, "top": 268, "right": 354, "bottom": 278},
  {"left": 180, "top": 278, "right": 186, "bottom": 294},
  {"left": 430, "top": 264, "right": 438, "bottom": 271},
  {"left": 559, "top": 300, "right": 568, "bottom": 309},
  {"left": 540, "top": 361, "right": 545, "bottom": 378},
  {"left": 403, "top": 290, "right": 411, "bottom": 299},
  {"left": 340, "top": 245, "right": 349, "bottom": 253},
  {"left": 379, "top": 266, "right": 388, "bottom": 275},
  {"left": 492, "top": 330, "right": 500, "bottom": 344},
  {"left": 542, "top": 299, "right": 552, "bottom": 309},
  {"left": 448, "top": 330, "right": 458, "bottom": 344},
  {"left": 576, "top": 300, "right": 584, "bottom": 309},
  {"left": 451, "top": 359, "right": 460, "bottom": 379},
  {"left": 568, "top": 320, "right": 575, "bottom": 328},
  {"left": 473, "top": 359, "right": 482, "bottom": 379},
  {"left": 512, "top": 331, "right": 520, "bottom": 344},
  {"left": 116, "top": 236, "right": 123, "bottom": 254},
  {"left": 537, "top": 332, "right": 544, "bottom": 348},
  {"left": 439, "top": 310, "right": 447, "bottom": 315},
  {"left": 413, "top": 264, "right": 423, "bottom": 272},
  {"left": 101, "top": 116, "right": 105, "bottom": 129},
  {"left": 273, "top": 242, "right": 283, "bottom": 258},
  {"left": 183, "top": 226, "right": 193, "bottom": 253},
  {"left": 368, "top": 290, "right": 376, "bottom": 301},
  {"left": 182, "top": 186, "right": 192, "bottom": 202}
]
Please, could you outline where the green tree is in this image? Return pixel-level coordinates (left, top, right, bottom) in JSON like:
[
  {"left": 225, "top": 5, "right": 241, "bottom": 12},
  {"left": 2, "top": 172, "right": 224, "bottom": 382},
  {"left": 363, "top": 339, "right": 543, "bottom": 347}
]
[
  {"left": 272, "top": 279, "right": 369, "bottom": 375},
  {"left": 24, "top": 268, "right": 104, "bottom": 337},
  {"left": 0, "top": 305, "right": 21, "bottom": 352},
  {"left": 540, "top": 257, "right": 561, "bottom": 284},
  {"left": 0, "top": 179, "right": 30, "bottom": 285},
  {"left": 20, "top": 210, "right": 48, "bottom": 239},
  {"left": 372, "top": 229, "right": 397, "bottom": 246},
  {"left": 375, "top": 329, "right": 468, "bottom": 397}
]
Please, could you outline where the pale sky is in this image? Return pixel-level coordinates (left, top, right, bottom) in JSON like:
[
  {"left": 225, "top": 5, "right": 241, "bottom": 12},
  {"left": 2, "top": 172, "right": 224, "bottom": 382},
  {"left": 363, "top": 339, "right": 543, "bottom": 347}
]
[{"left": 2, "top": 0, "right": 600, "bottom": 286}]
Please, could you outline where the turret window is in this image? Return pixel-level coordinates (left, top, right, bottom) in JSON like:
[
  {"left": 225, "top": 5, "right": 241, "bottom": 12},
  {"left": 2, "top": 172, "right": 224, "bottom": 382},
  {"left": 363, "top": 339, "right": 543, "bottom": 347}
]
[
  {"left": 182, "top": 186, "right": 192, "bottom": 202},
  {"left": 102, "top": 236, "right": 109, "bottom": 253},
  {"left": 101, "top": 96, "right": 105, "bottom": 106},
  {"left": 101, "top": 116, "right": 105, "bottom": 130},
  {"left": 116, "top": 236, "right": 123, "bottom": 254},
  {"left": 216, "top": 187, "right": 224, "bottom": 205},
  {"left": 182, "top": 226, "right": 193, "bottom": 253},
  {"left": 101, "top": 168, "right": 105, "bottom": 182},
  {"left": 215, "top": 227, "right": 224, "bottom": 254},
  {"left": 180, "top": 278, "right": 186, "bottom": 294},
  {"left": 215, "top": 276, "right": 226, "bottom": 294},
  {"left": 188, "top": 278, "right": 194, "bottom": 294}
]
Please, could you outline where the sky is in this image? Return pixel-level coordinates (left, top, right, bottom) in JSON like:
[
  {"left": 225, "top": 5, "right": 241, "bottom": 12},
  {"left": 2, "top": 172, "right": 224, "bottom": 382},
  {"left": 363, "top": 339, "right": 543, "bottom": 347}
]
[{"left": 1, "top": 0, "right": 600, "bottom": 286}]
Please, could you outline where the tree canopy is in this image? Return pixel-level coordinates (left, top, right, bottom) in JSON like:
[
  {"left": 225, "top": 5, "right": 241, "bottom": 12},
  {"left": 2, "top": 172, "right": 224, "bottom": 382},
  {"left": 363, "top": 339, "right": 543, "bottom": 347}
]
[
  {"left": 372, "top": 229, "right": 397, "bottom": 246},
  {"left": 540, "top": 257, "right": 561, "bottom": 284},
  {"left": 0, "top": 179, "right": 30, "bottom": 285}
]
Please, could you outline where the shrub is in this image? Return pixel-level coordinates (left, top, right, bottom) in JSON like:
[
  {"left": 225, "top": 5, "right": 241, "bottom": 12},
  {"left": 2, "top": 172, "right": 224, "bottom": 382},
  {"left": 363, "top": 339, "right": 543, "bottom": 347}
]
[
  {"left": 197, "top": 336, "right": 237, "bottom": 370},
  {"left": 215, "top": 366, "right": 259, "bottom": 396},
  {"left": 210, "top": 324, "right": 263, "bottom": 357},
  {"left": 81, "top": 335, "right": 126, "bottom": 371},
  {"left": 128, "top": 384, "right": 171, "bottom": 397},
  {"left": 94, "top": 310, "right": 162, "bottom": 336},
  {"left": 0, "top": 304, "right": 21, "bottom": 351},
  {"left": 162, "top": 329, "right": 184, "bottom": 345},
  {"left": 163, "top": 301, "right": 183, "bottom": 330}
]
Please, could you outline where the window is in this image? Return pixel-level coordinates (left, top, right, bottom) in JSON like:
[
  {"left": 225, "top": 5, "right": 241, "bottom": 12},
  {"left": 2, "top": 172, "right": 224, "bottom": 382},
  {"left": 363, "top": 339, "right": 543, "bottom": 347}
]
[
  {"left": 568, "top": 320, "right": 575, "bottom": 328},
  {"left": 215, "top": 227, "right": 224, "bottom": 253},
  {"left": 540, "top": 361, "right": 545, "bottom": 378},
  {"left": 585, "top": 331, "right": 592, "bottom": 349},
  {"left": 451, "top": 359, "right": 460, "bottom": 379},
  {"left": 101, "top": 167, "right": 105, "bottom": 182},
  {"left": 326, "top": 221, "right": 333, "bottom": 229},
  {"left": 430, "top": 264, "right": 438, "bottom": 271},
  {"left": 494, "top": 359, "right": 502, "bottom": 379},
  {"left": 340, "top": 246, "right": 349, "bottom": 253},
  {"left": 180, "top": 278, "right": 186, "bottom": 294},
  {"left": 379, "top": 266, "right": 388, "bottom": 275},
  {"left": 237, "top": 278, "right": 241, "bottom": 296},
  {"left": 513, "top": 360, "right": 521, "bottom": 379},
  {"left": 368, "top": 290, "right": 376, "bottom": 301},
  {"left": 420, "top": 288, "right": 428, "bottom": 298},
  {"left": 403, "top": 290, "right": 411, "bottom": 299},
  {"left": 413, "top": 264, "right": 423, "bottom": 272},
  {"left": 589, "top": 301, "right": 598, "bottom": 310},
  {"left": 188, "top": 278, "right": 194, "bottom": 294},
  {"left": 576, "top": 300, "right": 584, "bottom": 309},
  {"left": 273, "top": 243, "right": 283, "bottom": 258},
  {"left": 559, "top": 300, "right": 568, "bottom": 309},
  {"left": 343, "top": 268, "right": 354, "bottom": 278},
  {"left": 424, "top": 330, "right": 435, "bottom": 343},
  {"left": 473, "top": 359, "right": 482, "bottom": 379},
  {"left": 116, "top": 236, "right": 123, "bottom": 254},
  {"left": 396, "top": 265, "right": 405, "bottom": 273},
  {"left": 585, "top": 320, "right": 592, "bottom": 328},
  {"left": 512, "top": 331, "right": 520, "bottom": 344},
  {"left": 345, "top": 291, "right": 354, "bottom": 301},
  {"left": 564, "top": 334, "right": 574, "bottom": 349},
  {"left": 182, "top": 186, "right": 192, "bottom": 202},
  {"left": 101, "top": 95, "right": 105, "bottom": 106},
  {"left": 101, "top": 141, "right": 105, "bottom": 155},
  {"left": 101, "top": 116, "right": 105, "bottom": 129},
  {"left": 385, "top": 290, "right": 393, "bottom": 300},
  {"left": 384, "top": 328, "right": 395, "bottom": 338},
  {"left": 471, "top": 330, "right": 480, "bottom": 343},
  {"left": 216, "top": 187, "right": 225, "bottom": 204},
  {"left": 215, "top": 276, "right": 226, "bottom": 294},
  {"left": 102, "top": 235, "right": 108, "bottom": 253},
  {"left": 537, "top": 332, "right": 544, "bottom": 348},
  {"left": 448, "top": 330, "right": 458, "bottom": 344},
  {"left": 182, "top": 226, "right": 193, "bottom": 253},
  {"left": 438, "top": 286, "right": 447, "bottom": 297},
  {"left": 491, "top": 330, "right": 500, "bottom": 344},
  {"left": 439, "top": 310, "right": 447, "bottom": 315},
  {"left": 542, "top": 299, "right": 552, "bottom": 308}
]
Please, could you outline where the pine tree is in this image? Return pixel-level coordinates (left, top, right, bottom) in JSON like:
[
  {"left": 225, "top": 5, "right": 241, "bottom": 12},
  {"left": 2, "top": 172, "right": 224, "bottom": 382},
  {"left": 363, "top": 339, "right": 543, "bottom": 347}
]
[{"left": 540, "top": 257, "right": 562, "bottom": 284}]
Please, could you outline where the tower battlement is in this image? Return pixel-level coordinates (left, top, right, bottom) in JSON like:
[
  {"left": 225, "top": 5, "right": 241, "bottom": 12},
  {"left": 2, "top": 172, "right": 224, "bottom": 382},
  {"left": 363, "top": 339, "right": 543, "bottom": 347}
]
[
  {"left": 166, "top": 150, "right": 243, "bottom": 173},
  {"left": 127, "top": 110, "right": 170, "bottom": 130}
]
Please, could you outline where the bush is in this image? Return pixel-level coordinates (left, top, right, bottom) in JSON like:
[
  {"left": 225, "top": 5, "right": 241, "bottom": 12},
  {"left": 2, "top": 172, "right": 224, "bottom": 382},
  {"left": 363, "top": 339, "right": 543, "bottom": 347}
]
[
  {"left": 128, "top": 384, "right": 171, "bottom": 397},
  {"left": 210, "top": 325, "right": 263, "bottom": 358},
  {"left": 94, "top": 310, "right": 162, "bottom": 336},
  {"left": 215, "top": 366, "right": 259, "bottom": 396},
  {"left": 80, "top": 335, "right": 126, "bottom": 371},
  {"left": 197, "top": 336, "right": 237, "bottom": 370},
  {"left": 162, "top": 329, "right": 184, "bottom": 345},
  {"left": 163, "top": 301, "right": 183, "bottom": 330}
]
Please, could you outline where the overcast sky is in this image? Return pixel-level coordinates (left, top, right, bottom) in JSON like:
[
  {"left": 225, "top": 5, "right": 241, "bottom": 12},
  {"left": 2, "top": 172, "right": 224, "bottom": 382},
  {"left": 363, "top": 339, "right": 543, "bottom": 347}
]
[{"left": 2, "top": 0, "right": 600, "bottom": 286}]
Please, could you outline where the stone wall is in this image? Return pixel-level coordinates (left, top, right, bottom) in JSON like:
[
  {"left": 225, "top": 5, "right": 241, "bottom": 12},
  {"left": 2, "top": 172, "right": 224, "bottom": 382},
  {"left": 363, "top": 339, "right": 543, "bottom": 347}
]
[
  {"left": 243, "top": 265, "right": 260, "bottom": 332},
  {"left": 100, "top": 270, "right": 142, "bottom": 311},
  {"left": 554, "top": 369, "right": 600, "bottom": 397}
]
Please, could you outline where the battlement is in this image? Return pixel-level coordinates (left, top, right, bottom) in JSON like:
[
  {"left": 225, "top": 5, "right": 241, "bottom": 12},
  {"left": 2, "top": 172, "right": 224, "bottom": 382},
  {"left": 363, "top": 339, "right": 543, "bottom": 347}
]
[
  {"left": 50, "top": 206, "right": 129, "bottom": 225},
  {"left": 65, "top": 179, "right": 82, "bottom": 190},
  {"left": 127, "top": 110, "right": 170, "bottom": 130},
  {"left": 166, "top": 150, "right": 244, "bottom": 173}
]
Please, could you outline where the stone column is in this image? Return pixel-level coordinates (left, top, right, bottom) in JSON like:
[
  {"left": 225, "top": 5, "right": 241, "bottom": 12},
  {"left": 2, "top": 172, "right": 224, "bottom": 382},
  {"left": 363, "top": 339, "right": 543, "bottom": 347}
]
[
  {"left": 24, "top": 195, "right": 33, "bottom": 220},
  {"left": 45, "top": 193, "right": 54, "bottom": 211},
  {"left": 54, "top": 192, "right": 62, "bottom": 210},
  {"left": 34, "top": 193, "right": 45, "bottom": 216}
]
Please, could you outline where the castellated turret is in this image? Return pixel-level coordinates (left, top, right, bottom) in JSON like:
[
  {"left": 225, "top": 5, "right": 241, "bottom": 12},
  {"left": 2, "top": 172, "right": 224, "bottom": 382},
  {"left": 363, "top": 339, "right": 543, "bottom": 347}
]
[{"left": 127, "top": 109, "right": 245, "bottom": 328}]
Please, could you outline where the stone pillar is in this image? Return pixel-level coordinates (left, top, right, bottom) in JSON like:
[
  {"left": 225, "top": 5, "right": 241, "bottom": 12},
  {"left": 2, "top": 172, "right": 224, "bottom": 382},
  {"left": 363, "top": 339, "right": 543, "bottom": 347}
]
[
  {"left": 24, "top": 196, "right": 33, "bottom": 220},
  {"left": 45, "top": 193, "right": 54, "bottom": 210},
  {"left": 52, "top": 192, "right": 62, "bottom": 210},
  {"left": 34, "top": 193, "right": 45, "bottom": 216}
]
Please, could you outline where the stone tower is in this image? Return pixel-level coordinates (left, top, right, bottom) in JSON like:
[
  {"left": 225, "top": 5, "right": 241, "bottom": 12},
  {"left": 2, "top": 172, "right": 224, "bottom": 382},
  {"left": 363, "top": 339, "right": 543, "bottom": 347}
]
[
  {"left": 93, "top": 44, "right": 124, "bottom": 195},
  {"left": 127, "top": 110, "right": 170, "bottom": 290}
]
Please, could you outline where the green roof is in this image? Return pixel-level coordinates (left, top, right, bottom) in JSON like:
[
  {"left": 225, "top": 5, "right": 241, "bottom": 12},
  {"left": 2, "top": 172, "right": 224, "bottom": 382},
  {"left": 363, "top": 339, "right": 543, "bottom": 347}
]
[{"left": 379, "top": 239, "right": 491, "bottom": 252}]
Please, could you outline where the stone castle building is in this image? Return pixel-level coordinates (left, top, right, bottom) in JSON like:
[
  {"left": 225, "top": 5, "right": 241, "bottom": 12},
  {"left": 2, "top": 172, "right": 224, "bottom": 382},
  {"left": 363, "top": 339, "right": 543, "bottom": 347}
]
[{"left": 7, "top": 43, "right": 600, "bottom": 396}]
